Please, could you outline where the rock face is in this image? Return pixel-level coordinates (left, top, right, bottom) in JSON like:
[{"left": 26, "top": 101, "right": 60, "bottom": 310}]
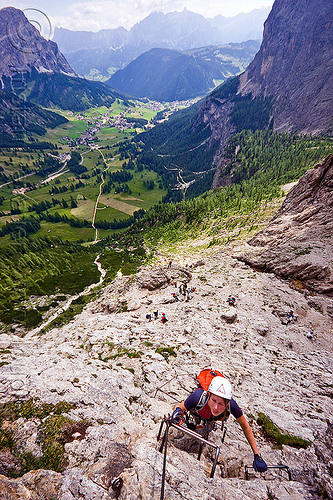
[
  {"left": 238, "top": 0, "right": 333, "bottom": 134},
  {"left": 237, "top": 154, "right": 333, "bottom": 294},
  {"left": 0, "top": 7, "right": 76, "bottom": 83},
  {"left": 194, "top": 96, "right": 236, "bottom": 170},
  {"left": 193, "top": 0, "right": 333, "bottom": 185},
  {"left": 0, "top": 246, "right": 333, "bottom": 499}
]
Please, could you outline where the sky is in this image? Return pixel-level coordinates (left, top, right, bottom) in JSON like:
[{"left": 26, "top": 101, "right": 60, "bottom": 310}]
[{"left": 0, "top": 0, "right": 274, "bottom": 33}]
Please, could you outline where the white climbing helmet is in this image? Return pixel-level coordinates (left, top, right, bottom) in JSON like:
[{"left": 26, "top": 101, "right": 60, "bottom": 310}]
[{"left": 208, "top": 377, "right": 232, "bottom": 400}]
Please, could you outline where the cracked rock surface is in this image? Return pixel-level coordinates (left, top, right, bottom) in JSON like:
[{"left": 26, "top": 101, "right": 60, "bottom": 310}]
[{"left": 0, "top": 243, "right": 332, "bottom": 499}]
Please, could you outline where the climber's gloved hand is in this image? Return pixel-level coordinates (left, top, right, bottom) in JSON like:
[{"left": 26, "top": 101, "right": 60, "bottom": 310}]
[
  {"left": 171, "top": 408, "right": 185, "bottom": 425},
  {"left": 253, "top": 454, "right": 268, "bottom": 472}
]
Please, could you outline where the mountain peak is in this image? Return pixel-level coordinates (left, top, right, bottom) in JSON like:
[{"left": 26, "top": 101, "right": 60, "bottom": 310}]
[{"left": 0, "top": 6, "right": 76, "bottom": 80}]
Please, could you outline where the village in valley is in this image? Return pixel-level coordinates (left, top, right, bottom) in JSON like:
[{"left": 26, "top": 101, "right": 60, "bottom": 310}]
[{"left": 61, "top": 97, "right": 200, "bottom": 147}]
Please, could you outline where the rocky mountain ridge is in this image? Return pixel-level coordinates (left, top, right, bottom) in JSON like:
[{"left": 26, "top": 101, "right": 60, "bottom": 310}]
[
  {"left": 54, "top": 8, "right": 268, "bottom": 80},
  {"left": 0, "top": 7, "right": 123, "bottom": 122},
  {"left": 0, "top": 7, "right": 76, "bottom": 84},
  {"left": 238, "top": 0, "right": 333, "bottom": 134},
  {"left": 0, "top": 159, "right": 333, "bottom": 499},
  {"left": 54, "top": 7, "right": 269, "bottom": 56}
]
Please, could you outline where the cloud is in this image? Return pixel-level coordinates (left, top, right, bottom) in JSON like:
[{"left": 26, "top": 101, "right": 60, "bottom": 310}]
[
  {"left": 0, "top": 0, "right": 273, "bottom": 32},
  {"left": 51, "top": 0, "right": 273, "bottom": 31}
]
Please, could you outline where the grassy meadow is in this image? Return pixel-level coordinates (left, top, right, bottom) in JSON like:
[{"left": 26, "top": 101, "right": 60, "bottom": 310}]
[{"left": 0, "top": 99, "right": 168, "bottom": 244}]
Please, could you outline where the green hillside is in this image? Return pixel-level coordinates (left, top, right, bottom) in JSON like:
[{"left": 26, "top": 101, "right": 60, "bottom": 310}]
[
  {"left": 0, "top": 89, "right": 68, "bottom": 144},
  {"left": 108, "top": 42, "right": 259, "bottom": 102},
  {"left": 23, "top": 72, "right": 126, "bottom": 112},
  {"left": 128, "top": 76, "right": 275, "bottom": 201},
  {"left": 109, "top": 48, "right": 213, "bottom": 101},
  {"left": 1, "top": 123, "right": 332, "bottom": 333}
]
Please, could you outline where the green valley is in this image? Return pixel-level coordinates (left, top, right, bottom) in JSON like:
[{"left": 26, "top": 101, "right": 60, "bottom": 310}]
[
  {"left": 1, "top": 74, "right": 332, "bottom": 335},
  {"left": 0, "top": 98, "right": 170, "bottom": 245},
  {"left": 1, "top": 97, "right": 332, "bottom": 334}
]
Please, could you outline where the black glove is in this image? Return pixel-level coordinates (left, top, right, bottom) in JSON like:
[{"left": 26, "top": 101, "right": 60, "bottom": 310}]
[
  {"left": 253, "top": 454, "right": 268, "bottom": 472},
  {"left": 171, "top": 408, "right": 185, "bottom": 425}
]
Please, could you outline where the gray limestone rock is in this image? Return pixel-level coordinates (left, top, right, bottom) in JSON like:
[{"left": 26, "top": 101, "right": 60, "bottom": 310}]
[
  {"left": 220, "top": 309, "right": 237, "bottom": 323},
  {"left": 0, "top": 251, "right": 332, "bottom": 500},
  {"left": 237, "top": 154, "right": 333, "bottom": 294}
]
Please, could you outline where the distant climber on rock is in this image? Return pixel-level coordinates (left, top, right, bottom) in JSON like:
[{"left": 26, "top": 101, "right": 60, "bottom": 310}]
[
  {"left": 161, "top": 313, "right": 168, "bottom": 324},
  {"left": 171, "top": 372, "right": 267, "bottom": 473},
  {"left": 227, "top": 296, "right": 236, "bottom": 306},
  {"left": 172, "top": 292, "right": 179, "bottom": 302},
  {"left": 153, "top": 310, "right": 158, "bottom": 319},
  {"left": 306, "top": 330, "right": 316, "bottom": 340},
  {"left": 282, "top": 310, "right": 297, "bottom": 325}
]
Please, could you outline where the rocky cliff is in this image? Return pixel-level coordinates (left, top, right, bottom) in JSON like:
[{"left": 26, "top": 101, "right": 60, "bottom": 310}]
[
  {"left": 0, "top": 232, "right": 333, "bottom": 498},
  {"left": 0, "top": 7, "right": 76, "bottom": 84},
  {"left": 0, "top": 7, "right": 119, "bottom": 119},
  {"left": 193, "top": 0, "right": 333, "bottom": 188},
  {"left": 236, "top": 154, "right": 333, "bottom": 295},
  {"left": 238, "top": 0, "right": 333, "bottom": 134}
]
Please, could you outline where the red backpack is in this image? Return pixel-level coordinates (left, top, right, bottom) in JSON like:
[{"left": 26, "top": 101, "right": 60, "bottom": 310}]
[{"left": 195, "top": 368, "right": 224, "bottom": 391}]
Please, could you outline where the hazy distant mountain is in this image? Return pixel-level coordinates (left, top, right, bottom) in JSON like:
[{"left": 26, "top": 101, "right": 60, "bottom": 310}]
[
  {"left": 208, "top": 8, "right": 270, "bottom": 42},
  {"left": 53, "top": 27, "right": 128, "bottom": 54},
  {"left": 127, "top": 9, "right": 222, "bottom": 51},
  {"left": 107, "top": 42, "right": 260, "bottom": 101},
  {"left": 53, "top": 8, "right": 270, "bottom": 80},
  {"left": 185, "top": 40, "right": 261, "bottom": 77},
  {"left": 65, "top": 47, "right": 143, "bottom": 81}
]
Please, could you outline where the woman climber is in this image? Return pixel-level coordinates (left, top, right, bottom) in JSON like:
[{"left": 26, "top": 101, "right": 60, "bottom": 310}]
[{"left": 172, "top": 375, "right": 268, "bottom": 473}]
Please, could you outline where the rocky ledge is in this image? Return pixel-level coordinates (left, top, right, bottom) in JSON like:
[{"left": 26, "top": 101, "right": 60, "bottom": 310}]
[{"left": 236, "top": 154, "right": 333, "bottom": 295}]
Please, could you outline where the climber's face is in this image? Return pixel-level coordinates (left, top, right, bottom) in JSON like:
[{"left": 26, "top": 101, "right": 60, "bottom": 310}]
[{"left": 208, "top": 394, "right": 227, "bottom": 416}]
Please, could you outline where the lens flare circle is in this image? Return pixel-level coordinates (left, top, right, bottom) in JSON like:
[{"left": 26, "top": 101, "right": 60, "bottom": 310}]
[
  {"left": 6, "top": 8, "right": 52, "bottom": 54},
  {"left": 23, "top": 9, "right": 52, "bottom": 40}
]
